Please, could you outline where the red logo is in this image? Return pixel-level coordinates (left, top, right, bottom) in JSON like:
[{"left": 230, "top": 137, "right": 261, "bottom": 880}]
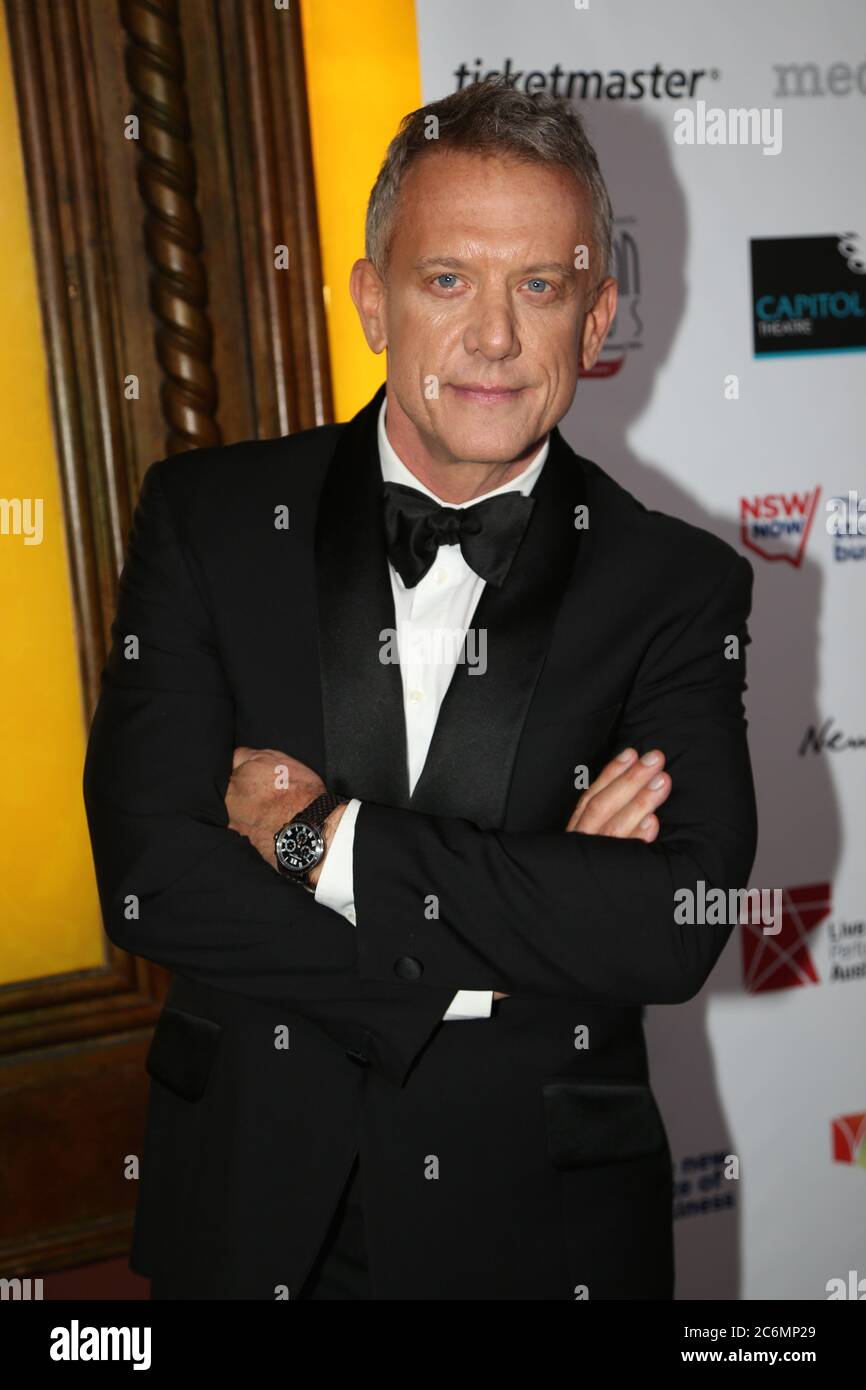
[
  {"left": 740, "top": 488, "right": 821, "bottom": 566},
  {"left": 741, "top": 882, "right": 829, "bottom": 992},
  {"left": 586, "top": 222, "right": 641, "bottom": 379},
  {"left": 831, "top": 1112, "right": 866, "bottom": 1168},
  {"left": 585, "top": 355, "right": 625, "bottom": 379}
]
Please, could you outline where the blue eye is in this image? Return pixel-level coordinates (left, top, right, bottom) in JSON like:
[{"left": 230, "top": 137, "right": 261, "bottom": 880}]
[
  {"left": 434, "top": 273, "right": 459, "bottom": 289},
  {"left": 525, "top": 278, "right": 551, "bottom": 293}
]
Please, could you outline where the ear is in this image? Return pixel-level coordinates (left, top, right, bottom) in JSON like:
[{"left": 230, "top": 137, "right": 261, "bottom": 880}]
[
  {"left": 579, "top": 277, "right": 618, "bottom": 373},
  {"left": 349, "top": 258, "right": 388, "bottom": 354}
]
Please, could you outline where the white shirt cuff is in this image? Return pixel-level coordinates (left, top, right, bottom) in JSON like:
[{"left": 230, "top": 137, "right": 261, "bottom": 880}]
[
  {"left": 442, "top": 990, "right": 494, "bottom": 1020},
  {"left": 313, "top": 797, "right": 361, "bottom": 923}
]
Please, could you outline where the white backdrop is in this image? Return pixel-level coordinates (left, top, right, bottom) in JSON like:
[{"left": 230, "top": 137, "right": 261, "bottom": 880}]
[{"left": 414, "top": 0, "right": 866, "bottom": 1300}]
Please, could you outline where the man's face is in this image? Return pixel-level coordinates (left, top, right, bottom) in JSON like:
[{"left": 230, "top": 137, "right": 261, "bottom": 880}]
[{"left": 351, "top": 149, "right": 615, "bottom": 468}]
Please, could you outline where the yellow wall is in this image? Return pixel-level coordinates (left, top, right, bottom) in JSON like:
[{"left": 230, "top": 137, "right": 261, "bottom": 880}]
[
  {"left": 0, "top": 10, "right": 105, "bottom": 982},
  {"left": 300, "top": 0, "right": 422, "bottom": 420},
  {"left": 0, "top": 0, "right": 423, "bottom": 983}
]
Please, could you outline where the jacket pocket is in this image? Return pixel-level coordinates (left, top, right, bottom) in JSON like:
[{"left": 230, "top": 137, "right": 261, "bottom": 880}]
[
  {"left": 542, "top": 1079, "right": 669, "bottom": 1170},
  {"left": 145, "top": 1006, "right": 222, "bottom": 1103}
]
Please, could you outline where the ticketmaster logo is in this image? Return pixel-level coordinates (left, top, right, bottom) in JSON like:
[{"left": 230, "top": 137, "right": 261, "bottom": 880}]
[{"left": 453, "top": 60, "right": 717, "bottom": 101}]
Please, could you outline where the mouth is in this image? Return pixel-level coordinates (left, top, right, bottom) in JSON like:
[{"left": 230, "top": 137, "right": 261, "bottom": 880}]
[{"left": 449, "top": 383, "right": 525, "bottom": 405}]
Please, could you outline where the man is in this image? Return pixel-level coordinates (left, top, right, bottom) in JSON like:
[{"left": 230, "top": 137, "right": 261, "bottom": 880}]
[{"left": 83, "top": 77, "right": 757, "bottom": 1300}]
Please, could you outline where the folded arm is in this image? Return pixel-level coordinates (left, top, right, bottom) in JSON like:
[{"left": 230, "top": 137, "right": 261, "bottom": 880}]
[
  {"left": 82, "top": 459, "right": 457, "bottom": 1086},
  {"left": 351, "top": 553, "right": 758, "bottom": 1004},
  {"left": 311, "top": 797, "right": 494, "bottom": 1019}
]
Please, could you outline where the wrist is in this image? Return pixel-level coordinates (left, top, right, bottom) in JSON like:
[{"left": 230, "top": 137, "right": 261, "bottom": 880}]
[
  {"left": 273, "top": 790, "right": 346, "bottom": 886},
  {"left": 307, "top": 802, "right": 348, "bottom": 888}
]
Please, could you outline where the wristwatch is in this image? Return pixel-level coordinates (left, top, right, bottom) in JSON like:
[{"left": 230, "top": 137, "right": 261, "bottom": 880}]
[{"left": 274, "top": 791, "right": 347, "bottom": 890}]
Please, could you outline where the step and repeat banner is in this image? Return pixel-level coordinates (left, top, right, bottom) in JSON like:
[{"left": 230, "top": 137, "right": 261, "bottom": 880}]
[{"left": 414, "top": 0, "right": 865, "bottom": 1300}]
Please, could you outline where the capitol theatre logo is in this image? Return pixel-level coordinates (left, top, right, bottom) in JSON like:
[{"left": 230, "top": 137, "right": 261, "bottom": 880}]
[{"left": 750, "top": 233, "right": 866, "bottom": 356}]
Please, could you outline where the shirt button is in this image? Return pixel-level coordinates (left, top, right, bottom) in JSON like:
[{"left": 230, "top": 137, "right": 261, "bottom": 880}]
[
  {"left": 434, "top": 567, "right": 448, "bottom": 585},
  {"left": 407, "top": 688, "right": 424, "bottom": 704},
  {"left": 346, "top": 908, "right": 356, "bottom": 924}
]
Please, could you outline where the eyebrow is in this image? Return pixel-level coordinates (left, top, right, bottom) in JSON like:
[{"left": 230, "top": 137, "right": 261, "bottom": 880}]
[{"left": 412, "top": 255, "right": 577, "bottom": 278}]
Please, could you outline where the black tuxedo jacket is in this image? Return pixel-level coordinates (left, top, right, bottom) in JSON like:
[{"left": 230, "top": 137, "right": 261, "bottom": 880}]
[{"left": 83, "top": 383, "right": 757, "bottom": 1300}]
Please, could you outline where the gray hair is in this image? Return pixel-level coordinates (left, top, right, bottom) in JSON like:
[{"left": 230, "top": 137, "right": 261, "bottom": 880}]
[{"left": 365, "top": 75, "right": 614, "bottom": 292}]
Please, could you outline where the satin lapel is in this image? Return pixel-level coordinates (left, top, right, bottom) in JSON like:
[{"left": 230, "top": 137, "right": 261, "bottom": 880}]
[
  {"left": 409, "top": 426, "right": 587, "bottom": 828},
  {"left": 314, "top": 383, "right": 412, "bottom": 807}
]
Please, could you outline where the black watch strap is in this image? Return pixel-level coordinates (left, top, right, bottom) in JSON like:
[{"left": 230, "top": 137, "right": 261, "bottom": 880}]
[{"left": 294, "top": 791, "right": 347, "bottom": 831}]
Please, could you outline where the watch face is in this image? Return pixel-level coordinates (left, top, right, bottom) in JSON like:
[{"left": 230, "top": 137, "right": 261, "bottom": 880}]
[{"left": 275, "top": 821, "right": 325, "bottom": 875}]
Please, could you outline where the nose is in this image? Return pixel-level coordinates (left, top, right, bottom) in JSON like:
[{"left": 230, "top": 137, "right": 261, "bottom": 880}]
[{"left": 463, "top": 289, "right": 520, "bottom": 361}]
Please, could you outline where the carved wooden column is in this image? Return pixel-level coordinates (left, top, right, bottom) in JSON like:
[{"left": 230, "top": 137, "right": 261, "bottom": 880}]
[
  {"left": 1, "top": 0, "right": 331, "bottom": 1274},
  {"left": 120, "top": 0, "right": 222, "bottom": 454}
]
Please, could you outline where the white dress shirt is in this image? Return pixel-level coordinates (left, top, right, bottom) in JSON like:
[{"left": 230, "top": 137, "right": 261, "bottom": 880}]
[{"left": 314, "top": 397, "right": 549, "bottom": 1019}]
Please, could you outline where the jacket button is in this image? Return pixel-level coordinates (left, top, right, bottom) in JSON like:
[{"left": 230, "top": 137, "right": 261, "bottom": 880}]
[{"left": 394, "top": 955, "right": 423, "bottom": 981}]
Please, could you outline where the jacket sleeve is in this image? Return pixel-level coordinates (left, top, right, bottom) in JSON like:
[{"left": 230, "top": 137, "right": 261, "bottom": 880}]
[
  {"left": 353, "top": 552, "right": 758, "bottom": 1004},
  {"left": 82, "top": 458, "right": 455, "bottom": 1087}
]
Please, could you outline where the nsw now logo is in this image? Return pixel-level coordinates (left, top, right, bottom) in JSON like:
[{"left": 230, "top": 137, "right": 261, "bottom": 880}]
[{"left": 740, "top": 487, "right": 821, "bottom": 565}]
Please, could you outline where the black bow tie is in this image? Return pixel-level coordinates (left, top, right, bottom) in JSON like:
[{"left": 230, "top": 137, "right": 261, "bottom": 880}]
[{"left": 382, "top": 481, "right": 536, "bottom": 589}]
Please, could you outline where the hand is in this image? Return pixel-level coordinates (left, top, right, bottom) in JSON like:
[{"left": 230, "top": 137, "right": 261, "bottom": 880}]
[
  {"left": 566, "top": 747, "right": 671, "bottom": 841},
  {"left": 225, "top": 746, "right": 325, "bottom": 868},
  {"left": 486, "top": 747, "right": 672, "bottom": 1004}
]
